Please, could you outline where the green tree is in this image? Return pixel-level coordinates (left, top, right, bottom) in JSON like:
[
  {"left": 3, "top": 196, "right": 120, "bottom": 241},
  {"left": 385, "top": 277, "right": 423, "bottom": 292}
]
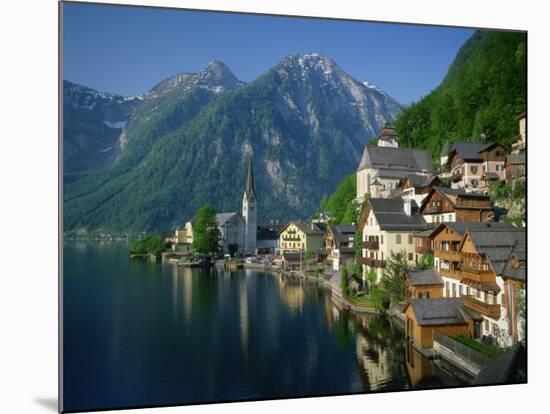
[
  {"left": 418, "top": 253, "right": 434, "bottom": 270},
  {"left": 341, "top": 267, "right": 349, "bottom": 296},
  {"left": 129, "top": 233, "right": 167, "bottom": 256},
  {"left": 380, "top": 252, "right": 409, "bottom": 306},
  {"left": 192, "top": 204, "right": 221, "bottom": 255}
]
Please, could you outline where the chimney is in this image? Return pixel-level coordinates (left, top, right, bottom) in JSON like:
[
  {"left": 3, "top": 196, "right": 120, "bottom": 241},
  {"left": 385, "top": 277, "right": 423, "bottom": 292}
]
[{"left": 403, "top": 198, "right": 412, "bottom": 216}]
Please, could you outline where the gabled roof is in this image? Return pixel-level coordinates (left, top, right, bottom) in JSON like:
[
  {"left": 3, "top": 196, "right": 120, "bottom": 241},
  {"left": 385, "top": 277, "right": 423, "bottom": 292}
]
[
  {"left": 216, "top": 212, "right": 240, "bottom": 227},
  {"left": 357, "top": 146, "right": 433, "bottom": 173},
  {"left": 279, "top": 220, "right": 326, "bottom": 236},
  {"left": 419, "top": 186, "right": 491, "bottom": 213},
  {"left": 448, "top": 142, "right": 493, "bottom": 162},
  {"left": 407, "top": 298, "right": 482, "bottom": 326},
  {"left": 367, "top": 198, "right": 428, "bottom": 231},
  {"left": 427, "top": 221, "right": 515, "bottom": 239},
  {"left": 326, "top": 224, "right": 357, "bottom": 244},
  {"left": 407, "top": 270, "right": 444, "bottom": 286},
  {"left": 461, "top": 227, "right": 526, "bottom": 276},
  {"left": 399, "top": 174, "right": 439, "bottom": 189},
  {"left": 506, "top": 153, "right": 526, "bottom": 166}
]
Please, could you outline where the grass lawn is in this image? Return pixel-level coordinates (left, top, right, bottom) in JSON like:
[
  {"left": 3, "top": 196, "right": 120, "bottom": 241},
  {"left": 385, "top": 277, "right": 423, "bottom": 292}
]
[{"left": 453, "top": 334, "right": 505, "bottom": 359}]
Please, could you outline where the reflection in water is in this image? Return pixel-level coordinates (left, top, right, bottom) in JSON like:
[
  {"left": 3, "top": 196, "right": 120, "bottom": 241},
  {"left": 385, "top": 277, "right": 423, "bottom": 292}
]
[
  {"left": 278, "top": 274, "right": 304, "bottom": 313},
  {"left": 63, "top": 242, "right": 465, "bottom": 412}
]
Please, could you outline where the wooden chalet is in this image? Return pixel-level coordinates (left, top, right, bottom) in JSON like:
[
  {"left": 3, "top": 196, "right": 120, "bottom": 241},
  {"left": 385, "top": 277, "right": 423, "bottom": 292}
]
[{"left": 419, "top": 186, "right": 493, "bottom": 224}]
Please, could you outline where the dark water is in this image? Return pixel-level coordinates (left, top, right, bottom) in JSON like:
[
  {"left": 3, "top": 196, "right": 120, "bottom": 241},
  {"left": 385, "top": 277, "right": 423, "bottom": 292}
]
[{"left": 63, "top": 242, "right": 457, "bottom": 412}]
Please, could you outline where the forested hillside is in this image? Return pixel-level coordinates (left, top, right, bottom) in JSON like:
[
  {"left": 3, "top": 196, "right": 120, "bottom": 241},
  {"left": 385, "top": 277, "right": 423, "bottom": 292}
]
[{"left": 395, "top": 30, "right": 526, "bottom": 160}]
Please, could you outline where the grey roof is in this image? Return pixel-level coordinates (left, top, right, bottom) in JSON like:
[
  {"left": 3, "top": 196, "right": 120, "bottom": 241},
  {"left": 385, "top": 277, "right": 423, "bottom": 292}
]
[
  {"left": 333, "top": 224, "right": 356, "bottom": 234},
  {"left": 466, "top": 227, "right": 526, "bottom": 276},
  {"left": 369, "top": 198, "right": 428, "bottom": 231},
  {"left": 450, "top": 142, "right": 494, "bottom": 162},
  {"left": 429, "top": 222, "right": 516, "bottom": 238},
  {"left": 329, "top": 224, "right": 356, "bottom": 246},
  {"left": 338, "top": 246, "right": 356, "bottom": 254},
  {"left": 472, "top": 342, "right": 526, "bottom": 385},
  {"left": 506, "top": 153, "right": 526, "bottom": 165},
  {"left": 420, "top": 186, "right": 491, "bottom": 213},
  {"left": 407, "top": 270, "right": 444, "bottom": 286},
  {"left": 409, "top": 298, "right": 481, "bottom": 326},
  {"left": 216, "top": 212, "right": 239, "bottom": 227},
  {"left": 401, "top": 174, "right": 437, "bottom": 188},
  {"left": 357, "top": 146, "right": 433, "bottom": 173},
  {"left": 285, "top": 220, "right": 326, "bottom": 236}
]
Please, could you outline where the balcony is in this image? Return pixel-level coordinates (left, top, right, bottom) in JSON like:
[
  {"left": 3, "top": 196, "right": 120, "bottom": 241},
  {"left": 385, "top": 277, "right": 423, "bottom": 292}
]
[
  {"left": 363, "top": 240, "right": 379, "bottom": 250},
  {"left": 357, "top": 257, "right": 369, "bottom": 265},
  {"left": 451, "top": 171, "right": 463, "bottom": 182},
  {"left": 373, "top": 259, "right": 386, "bottom": 268},
  {"left": 461, "top": 268, "right": 495, "bottom": 284},
  {"left": 463, "top": 296, "right": 501, "bottom": 320},
  {"left": 415, "top": 243, "right": 432, "bottom": 254},
  {"left": 282, "top": 235, "right": 301, "bottom": 242},
  {"left": 435, "top": 250, "right": 462, "bottom": 262},
  {"left": 422, "top": 206, "right": 443, "bottom": 214},
  {"left": 440, "top": 268, "right": 462, "bottom": 279}
]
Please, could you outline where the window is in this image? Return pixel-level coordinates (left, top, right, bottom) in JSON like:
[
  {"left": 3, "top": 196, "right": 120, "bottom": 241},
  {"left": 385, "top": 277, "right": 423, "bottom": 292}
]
[
  {"left": 485, "top": 319, "right": 490, "bottom": 333},
  {"left": 408, "top": 253, "right": 413, "bottom": 261},
  {"left": 466, "top": 286, "right": 471, "bottom": 296},
  {"left": 408, "top": 235, "right": 413, "bottom": 244},
  {"left": 459, "top": 285, "right": 463, "bottom": 297},
  {"left": 496, "top": 164, "right": 503, "bottom": 172},
  {"left": 381, "top": 235, "right": 384, "bottom": 244},
  {"left": 445, "top": 282, "right": 450, "bottom": 297},
  {"left": 471, "top": 179, "right": 478, "bottom": 187},
  {"left": 471, "top": 166, "right": 478, "bottom": 174},
  {"left": 396, "top": 234, "right": 401, "bottom": 244},
  {"left": 381, "top": 252, "right": 384, "bottom": 260},
  {"left": 492, "top": 323, "right": 498, "bottom": 336},
  {"left": 452, "top": 283, "right": 456, "bottom": 298},
  {"left": 448, "top": 215, "right": 452, "bottom": 221}
]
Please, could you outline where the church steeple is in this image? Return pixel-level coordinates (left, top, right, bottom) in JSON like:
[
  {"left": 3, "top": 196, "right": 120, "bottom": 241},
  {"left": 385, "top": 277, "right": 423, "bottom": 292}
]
[
  {"left": 242, "top": 156, "right": 257, "bottom": 254},
  {"left": 244, "top": 156, "right": 255, "bottom": 199}
]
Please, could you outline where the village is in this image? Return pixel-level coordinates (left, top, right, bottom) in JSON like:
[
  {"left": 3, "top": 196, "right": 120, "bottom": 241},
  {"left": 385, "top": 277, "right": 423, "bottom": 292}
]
[{"left": 161, "top": 112, "right": 526, "bottom": 384}]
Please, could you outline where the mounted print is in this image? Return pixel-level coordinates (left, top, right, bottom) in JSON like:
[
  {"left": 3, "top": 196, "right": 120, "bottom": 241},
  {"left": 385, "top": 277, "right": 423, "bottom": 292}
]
[{"left": 60, "top": 1, "right": 527, "bottom": 412}]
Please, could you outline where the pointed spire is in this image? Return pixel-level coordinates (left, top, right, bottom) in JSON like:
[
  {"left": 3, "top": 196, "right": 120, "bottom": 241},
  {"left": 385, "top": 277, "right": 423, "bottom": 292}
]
[{"left": 245, "top": 156, "right": 255, "bottom": 199}]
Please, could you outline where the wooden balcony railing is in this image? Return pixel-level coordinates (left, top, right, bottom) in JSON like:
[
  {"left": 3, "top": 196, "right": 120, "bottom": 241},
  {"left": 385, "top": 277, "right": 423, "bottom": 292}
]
[
  {"left": 357, "top": 257, "right": 369, "bottom": 265},
  {"left": 363, "top": 240, "right": 379, "bottom": 250},
  {"left": 440, "top": 268, "right": 462, "bottom": 279},
  {"left": 463, "top": 296, "right": 501, "bottom": 320},
  {"left": 422, "top": 206, "right": 443, "bottom": 214},
  {"left": 435, "top": 250, "right": 462, "bottom": 262},
  {"left": 461, "top": 268, "right": 495, "bottom": 284},
  {"left": 373, "top": 259, "right": 386, "bottom": 268}
]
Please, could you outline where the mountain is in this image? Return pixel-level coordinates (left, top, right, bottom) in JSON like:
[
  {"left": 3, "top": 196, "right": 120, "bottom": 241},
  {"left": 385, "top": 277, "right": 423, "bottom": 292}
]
[
  {"left": 63, "top": 80, "right": 143, "bottom": 173},
  {"left": 394, "top": 30, "right": 526, "bottom": 159},
  {"left": 63, "top": 54, "right": 402, "bottom": 233}
]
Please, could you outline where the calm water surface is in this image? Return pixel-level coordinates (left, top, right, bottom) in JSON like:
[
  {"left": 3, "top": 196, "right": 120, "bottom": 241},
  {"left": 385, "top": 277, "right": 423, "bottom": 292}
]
[{"left": 63, "top": 242, "right": 458, "bottom": 411}]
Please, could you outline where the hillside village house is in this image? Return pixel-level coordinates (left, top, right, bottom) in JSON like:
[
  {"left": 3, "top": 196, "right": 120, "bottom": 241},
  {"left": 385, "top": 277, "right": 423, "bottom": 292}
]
[
  {"left": 511, "top": 112, "right": 526, "bottom": 155},
  {"left": 278, "top": 221, "right": 327, "bottom": 255},
  {"left": 419, "top": 186, "right": 493, "bottom": 224},
  {"left": 447, "top": 142, "right": 506, "bottom": 193},
  {"left": 356, "top": 124, "right": 433, "bottom": 202},
  {"left": 398, "top": 175, "right": 441, "bottom": 207},
  {"left": 405, "top": 298, "right": 483, "bottom": 349},
  {"left": 324, "top": 224, "right": 356, "bottom": 270},
  {"left": 505, "top": 153, "right": 526, "bottom": 185},
  {"left": 358, "top": 198, "right": 429, "bottom": 280},
  {"left": 406, "top": 269, "right": 444, "bottom": 300},
  {"left": 429, "top": 222, "right": 524, "bottom": 345}
]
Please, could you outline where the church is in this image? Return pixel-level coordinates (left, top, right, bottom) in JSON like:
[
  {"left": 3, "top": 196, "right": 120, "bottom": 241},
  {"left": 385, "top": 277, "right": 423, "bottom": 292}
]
[{"left": 183, "top": 157, "right": 257, "bottom": 255}]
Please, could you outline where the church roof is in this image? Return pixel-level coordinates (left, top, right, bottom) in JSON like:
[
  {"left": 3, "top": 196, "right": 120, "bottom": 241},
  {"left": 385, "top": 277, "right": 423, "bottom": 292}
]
[
  {"left": 245, "top": 157, "right": 256, "bottom": 199},
  {"left": 357, "top": 146, "right": 433, "bottom": 173}
]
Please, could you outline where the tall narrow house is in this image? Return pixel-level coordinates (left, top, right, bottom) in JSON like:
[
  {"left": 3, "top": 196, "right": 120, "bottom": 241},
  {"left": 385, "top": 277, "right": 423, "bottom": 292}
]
[{"left": 242, "top": 157, "right": 257, "bottom": 254}]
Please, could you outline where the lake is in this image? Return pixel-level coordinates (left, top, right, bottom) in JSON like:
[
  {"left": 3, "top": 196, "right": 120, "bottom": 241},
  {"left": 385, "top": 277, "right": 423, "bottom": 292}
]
[{"left": 62, "top": 242, "right": 459, "bottom": 412}]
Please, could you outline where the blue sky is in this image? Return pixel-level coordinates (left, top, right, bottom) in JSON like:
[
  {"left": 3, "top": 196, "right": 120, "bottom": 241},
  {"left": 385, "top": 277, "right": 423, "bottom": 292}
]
[{"left": 63, "top": 2, "right": 475, "bottom": 104}]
